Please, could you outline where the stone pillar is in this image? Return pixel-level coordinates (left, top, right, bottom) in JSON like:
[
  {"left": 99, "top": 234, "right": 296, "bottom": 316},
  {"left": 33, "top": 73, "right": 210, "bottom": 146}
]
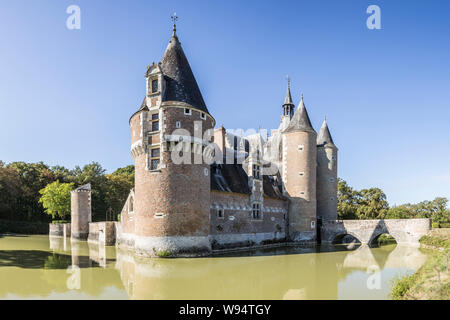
[{"left": 71, "top": 183, "right": 92, "bottom": 241}]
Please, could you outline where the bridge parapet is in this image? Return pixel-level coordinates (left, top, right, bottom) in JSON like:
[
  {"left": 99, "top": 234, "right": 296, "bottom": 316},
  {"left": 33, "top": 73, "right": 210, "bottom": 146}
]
[{"left": 321, "top": 218, "right": 431, "bottom": 246}]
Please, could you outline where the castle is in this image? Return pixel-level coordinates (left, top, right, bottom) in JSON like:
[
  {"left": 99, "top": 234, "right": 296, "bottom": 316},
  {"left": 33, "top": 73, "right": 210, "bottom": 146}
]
[{"left": 115, "top": 22, "right": 339, "bottom": 257}]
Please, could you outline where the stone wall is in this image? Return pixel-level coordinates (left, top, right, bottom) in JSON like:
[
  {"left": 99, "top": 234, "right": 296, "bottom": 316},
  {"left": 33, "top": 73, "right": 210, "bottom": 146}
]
[
  {"left": 49, "top": 223, "right": 71, "bottom": 237},
  {"left": 88, "top": 222, "right": 116, "bottom": 246},
  {"left": 322, "top": 218, "right": 432, "bottom": 245},
  {"left": 210, "top": 190, "right": 287, "bottom": 249}
]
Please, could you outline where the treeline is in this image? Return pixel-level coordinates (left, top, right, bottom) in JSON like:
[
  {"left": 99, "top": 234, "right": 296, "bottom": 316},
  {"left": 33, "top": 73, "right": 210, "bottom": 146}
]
[
  {"left": 0, "top": 160, "right": 448, "bottom": 225},
  {"left": 0, "top": 161, "right": 133, "bottom": 223},
  {"left": 338, "top": 179, "right": 450, "bottom": 226}
]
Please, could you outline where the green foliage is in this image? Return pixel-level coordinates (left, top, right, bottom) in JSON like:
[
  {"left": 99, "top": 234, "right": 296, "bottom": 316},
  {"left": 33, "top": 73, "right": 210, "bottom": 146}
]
[
  {"left": 39, "top": 181, "right": 74, "bottom": 220},
  {"left": 0, "top": 219, "right": 49, "bottom": 234},
  {"left": 377, "top": 233, "right": 396, "bottom": 246},
  {"left": 337, "top": 179, "right": 389, "bottom": 220},
  {"left": 156, "top": 250, "right": 172, "bottom": 258},
  {"left": 419, "top": 234, "right": 450, "bottom": 249},
  {"left": 0, "top": 160, "right": 134, "bottom": 230},
  {"left": 104, "top": 166, "right": 134, "bottom": 221},
  {"left": 338, "top": 178, "right": 449, "bottom": 223},
  {"left": 391, "top": 247, "right": 450, "bottom": 300},
  {"left": 391, "top": 273, "right": 416, "bottom": 300}
]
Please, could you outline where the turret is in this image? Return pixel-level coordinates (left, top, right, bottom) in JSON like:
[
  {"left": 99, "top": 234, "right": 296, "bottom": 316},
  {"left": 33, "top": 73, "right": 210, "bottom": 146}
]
[
  {"left": 70, "top": 183, "right": 92, "bottom": 241},
  {"left": 316, "top": 118, "right": 338, "bottom": 221},
  {"left": 129, "top": 20, "right": 215, "bottom": 257},
  {"left": 282, "top": 95, "right": 317, "bottom": 242},
  {"left": 280, "top": 78, "right": 295, "bottom": 131}
]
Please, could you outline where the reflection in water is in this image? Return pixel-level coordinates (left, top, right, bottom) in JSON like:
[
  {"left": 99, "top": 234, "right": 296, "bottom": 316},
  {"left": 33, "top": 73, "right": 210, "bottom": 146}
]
[{"left": 0, "top": 235, "right": 428, "bottom": 300}]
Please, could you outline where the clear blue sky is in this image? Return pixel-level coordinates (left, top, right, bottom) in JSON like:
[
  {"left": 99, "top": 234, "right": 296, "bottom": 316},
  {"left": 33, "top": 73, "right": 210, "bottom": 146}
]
[{"left": 0, "top": 0, "right": 449, "bottom": 206}]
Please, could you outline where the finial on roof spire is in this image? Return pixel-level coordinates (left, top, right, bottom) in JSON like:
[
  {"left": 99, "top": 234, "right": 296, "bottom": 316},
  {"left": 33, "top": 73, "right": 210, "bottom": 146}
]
[
  {"left": 283, "top": 75, "right": 294, "bottom": 106},
  {"left": 171, "top": 12, "right": 178, "bottom": 36}
]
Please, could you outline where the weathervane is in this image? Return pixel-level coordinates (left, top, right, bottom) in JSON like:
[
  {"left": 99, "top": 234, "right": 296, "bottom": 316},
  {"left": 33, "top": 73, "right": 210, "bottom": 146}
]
[{"left": 171, "top": 12, "right": 178, "bottom": 34}]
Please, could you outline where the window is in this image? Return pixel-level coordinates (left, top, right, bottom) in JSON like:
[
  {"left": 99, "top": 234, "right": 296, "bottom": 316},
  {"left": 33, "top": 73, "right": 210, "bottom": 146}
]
[
  {"left": 299, "top": 172, "right": 305, "bottom": 176},
  {"left": 298, "top": 145, "right": 304, "bottom": 151},
  {"left": 128, "top": 197, "right": 134, "bottom": 213},
  {"left": 176, "top": 121, "right": 181, "bottom": 128},
  {"left": 217, "top": 209, "right": 224, "bottom": 219},
  {"left": 150, "top": 147, "right": 160, "bottom": 170},
  {"left": 151, "top": 79, "right": 158, "bottom": 93},
  {"left": 200, "top": 112, "right": 206, "bottom": 120},
  {"left": 151, "top": 113, "right": 159, "bottom": 132},
  {"left": 252, "top": 203, "right": 261, "bottom": 219},
  {"left": 184, "top": 108, "right": 191, "bottom": 115},
  {"left": 252, "top": 164, "right": 261, "bottom": 179}
]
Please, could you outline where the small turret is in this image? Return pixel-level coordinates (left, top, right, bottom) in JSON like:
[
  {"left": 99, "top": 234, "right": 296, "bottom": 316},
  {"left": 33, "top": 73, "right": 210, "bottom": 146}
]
[
  {"left": 282, "top": 95, "right": 317, "bottom": 242},
  {"left": 70, "top": 183, "right": 92, "bottom": 241},
  {"left": 280, "top": 78, "right": 295, "bottom": 130},
  {"left": 316, "top": 118, "right": 338, "bottom": 221}
]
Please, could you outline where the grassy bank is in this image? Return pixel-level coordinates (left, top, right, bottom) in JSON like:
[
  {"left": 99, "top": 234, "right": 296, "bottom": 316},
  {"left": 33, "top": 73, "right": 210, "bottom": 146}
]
[
  {"left": 391, "top": 229, "right": 449, "bottom": 300},
  {"left": 0, "top": 219, "right": 49, "bottom": 235}
]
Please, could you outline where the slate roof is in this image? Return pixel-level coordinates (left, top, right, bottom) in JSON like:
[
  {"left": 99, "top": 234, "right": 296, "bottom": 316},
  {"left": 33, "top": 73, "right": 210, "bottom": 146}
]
[
  {"left": 211, "top": 163, "right": 250, "bottom": 194},
  {"left": 210, "top": 162, "right": 286, "bottom": 200},
  {"left": 160, "top": 31, "right": 209, "bottom": 113},
  {"left": 283, "top": 84, "right": 294, "bottom": 106},
  {"left": 317, "top": 119, "right": 336, "bottom": 147},
  {"left": 284, "top": 95, "right": 316, "bottom": 134}
]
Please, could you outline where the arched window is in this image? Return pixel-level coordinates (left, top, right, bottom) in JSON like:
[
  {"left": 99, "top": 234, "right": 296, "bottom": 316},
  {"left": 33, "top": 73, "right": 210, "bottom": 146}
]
[{"left": 129, "top": 197, "right": 134, "bottom": 213}]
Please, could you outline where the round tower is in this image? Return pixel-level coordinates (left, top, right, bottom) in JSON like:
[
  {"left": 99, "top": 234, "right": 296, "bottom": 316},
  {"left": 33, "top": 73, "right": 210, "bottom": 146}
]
[
  {"left": 129, "top": 23, "right": 215, "bottom": 257},
  {"left": 316, "top": 118, "right": 338, "bottom": 221},
  {"left": 70, "top": 183, "right": 92, "bottom": 241},
  {"left": 282, "top": 95, "right": 317, "bottom": 242}
]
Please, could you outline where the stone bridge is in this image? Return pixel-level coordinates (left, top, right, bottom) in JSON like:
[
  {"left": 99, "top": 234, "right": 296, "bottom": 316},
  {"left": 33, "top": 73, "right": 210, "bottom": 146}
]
[{"left": 321, "top": 218, "right": 431, "bottom": 246}]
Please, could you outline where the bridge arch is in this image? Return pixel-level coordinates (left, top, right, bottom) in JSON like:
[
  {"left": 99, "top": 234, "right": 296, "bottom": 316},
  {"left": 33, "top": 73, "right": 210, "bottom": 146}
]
[
  {"left": 321, "top": 219, "right": 431, "bottom": 246},
  {"left": 331, "top": 232, "right": 361, "bottom": 245}
]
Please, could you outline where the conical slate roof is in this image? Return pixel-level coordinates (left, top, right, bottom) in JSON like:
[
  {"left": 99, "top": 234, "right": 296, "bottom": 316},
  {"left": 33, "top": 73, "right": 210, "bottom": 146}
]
[
  {"left": 317, "top": 118, "right": 336, "bottom": 147},
  {"left": 160, "top": 29, "right": 209, "bottom": 113},
  {"left": 284, "top": 95, "right": 315, "bottom": 133},
  {"left": 283, "top": 84, "right": 294, "bottom": 106}
]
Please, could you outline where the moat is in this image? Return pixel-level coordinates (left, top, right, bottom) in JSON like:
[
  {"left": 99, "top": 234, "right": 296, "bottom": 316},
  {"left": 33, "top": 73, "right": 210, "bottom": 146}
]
[{"left": 0, "top": 235, "right": 428, "bottom": 299}]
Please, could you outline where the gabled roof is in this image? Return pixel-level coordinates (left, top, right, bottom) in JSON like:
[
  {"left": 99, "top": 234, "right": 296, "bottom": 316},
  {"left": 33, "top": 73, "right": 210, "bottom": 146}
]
[
  {"left": 317, "top": 118, "right": 336, "bottom": 147},
  {"left": 159, "top": 30, "right": 209, "bottom": 113},
  {"left": 284, "top": 95, "right": 316, "bottom": 133}
]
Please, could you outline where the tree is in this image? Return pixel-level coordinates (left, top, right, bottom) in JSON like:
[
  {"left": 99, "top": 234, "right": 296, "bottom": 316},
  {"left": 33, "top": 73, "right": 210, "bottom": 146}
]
[
  {"left": 338, "top": 179, "right": 389, "bottom": 220},
  {"left": 105, "top": 166, "right": 134, "bottom": 220},
  {"left": 68, "top": 162, "right": 108, "bottom": 221},
  {"left": 356, "top": 188, "right": 389, "bottom": 219},
  {"left": 6, "top": 162, "right": 55, "bottom": 221},
  {"left": 39, "top": 181, "right": 74, "bottom": 220},
  {"left": 337, "top": 178, "right": 359, "bottom": 219},
  {"left": 385, "top": 206, "right": 413, "bottom": 219}
]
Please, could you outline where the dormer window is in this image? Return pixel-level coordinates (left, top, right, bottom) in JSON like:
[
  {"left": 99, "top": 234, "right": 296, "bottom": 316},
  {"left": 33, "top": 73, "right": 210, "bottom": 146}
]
[
  {"left": 151, "top": 79, "right": 158, "bottom": 93},
  {"left": 252, "top": 164, "right": 261, "bottom": 179},
  {"left": 151, "top": 113, "right": 159, "bottom": 132}
]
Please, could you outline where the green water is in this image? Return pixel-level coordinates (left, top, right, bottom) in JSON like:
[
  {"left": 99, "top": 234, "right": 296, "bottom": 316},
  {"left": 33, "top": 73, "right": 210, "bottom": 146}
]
[{"left": 0, "top": 235, "right": 427, "bottom": 299}]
